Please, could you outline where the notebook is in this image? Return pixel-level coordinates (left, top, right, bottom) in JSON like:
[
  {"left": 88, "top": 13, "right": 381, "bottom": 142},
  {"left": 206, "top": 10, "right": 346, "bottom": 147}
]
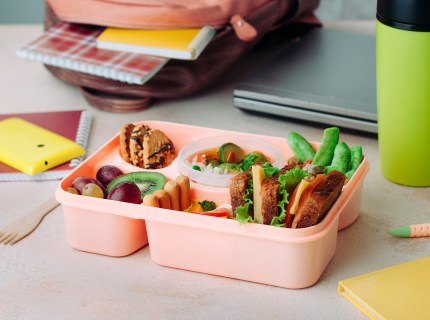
[
  {"left": 0, "top": 118, "right": 86, "bottom": 175},
  {"left": 17, "top": 22, "right": 168, "bottom": 85},
  {"left": 233, "top": 27, "right": 377, "bottom": 133},
  {"left": 96, "top": 26, "right": 216, "bottom": 60},
  {"left": 0, "top": 110, "right": 92, "bottom": 181},
  {"left": 339, "top": 256, "right": 430, "bottom": 320}
]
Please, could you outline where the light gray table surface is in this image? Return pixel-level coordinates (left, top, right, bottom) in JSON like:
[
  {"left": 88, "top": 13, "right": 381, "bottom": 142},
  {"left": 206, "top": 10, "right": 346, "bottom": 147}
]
[{"left": 0, "top": 21, "right": 428, "bottom": 319}]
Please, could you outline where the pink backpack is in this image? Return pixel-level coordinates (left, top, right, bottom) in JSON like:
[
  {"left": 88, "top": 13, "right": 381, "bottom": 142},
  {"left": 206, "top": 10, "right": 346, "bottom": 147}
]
[{"left": 45, "top": 0, "right": 320, "bottom": 111}]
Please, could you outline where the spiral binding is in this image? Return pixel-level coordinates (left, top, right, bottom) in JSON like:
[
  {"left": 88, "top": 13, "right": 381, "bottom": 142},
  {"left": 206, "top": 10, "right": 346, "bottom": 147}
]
[{"left": 70, "top": 110, "right": 92, "bottom": 167}]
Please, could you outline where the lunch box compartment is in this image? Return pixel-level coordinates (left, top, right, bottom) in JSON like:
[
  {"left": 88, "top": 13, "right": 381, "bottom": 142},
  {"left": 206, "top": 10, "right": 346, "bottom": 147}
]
[
  {"left": 144, "top": 208, "right": 340, "bottom": 289},
  {"left": 63, "top": 204, "right": 148, "bottom": 257},
  {"left": 55, "top": 121, "right": 369, "bottom": 287}
]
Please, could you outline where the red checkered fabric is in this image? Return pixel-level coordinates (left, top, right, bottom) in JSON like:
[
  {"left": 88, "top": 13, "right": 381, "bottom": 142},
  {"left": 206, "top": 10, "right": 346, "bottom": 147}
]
[{"left": 17, "top": 22, "right": 168, "bottom": 85}]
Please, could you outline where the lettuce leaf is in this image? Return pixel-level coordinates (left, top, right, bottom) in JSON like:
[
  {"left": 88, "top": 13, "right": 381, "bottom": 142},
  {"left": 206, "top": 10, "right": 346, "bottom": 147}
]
[
  {"left": 235, "top": 165, "right": 308, "bottom": 227},
  {"left": 271, "top": 184, "right": 288, "bottom": 227},
  {"left": 234, "top": 179, "right": 256, "bottom": 223},
  {"left": 277, "top": 165, "right": 308, "bottom": 196},
  {"left": 261, "top": 162, "right": 279, "bottom": 178},
  {"left": 235, "top": 203, "right": 256, "bottom": 223},
  {"left": 270, "top": 166, "right": 308, "bottom": 227}
]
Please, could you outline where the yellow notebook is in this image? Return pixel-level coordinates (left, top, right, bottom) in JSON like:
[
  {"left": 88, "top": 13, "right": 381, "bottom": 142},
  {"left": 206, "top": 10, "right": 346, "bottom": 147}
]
[
  {"left": 96, "top": 26, "right": 216, "bottom": 60},
  {"left": 339, "top": 256, "right": 430, "bottom": 320},
  {"left": 0, "top": 118, "right": 86, "bottom": 175}
]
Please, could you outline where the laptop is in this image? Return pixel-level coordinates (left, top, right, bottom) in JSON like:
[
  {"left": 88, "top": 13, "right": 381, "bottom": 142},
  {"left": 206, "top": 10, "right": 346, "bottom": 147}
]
[{"left": 233, "top": 27, "right": 377, "bottom": 133}]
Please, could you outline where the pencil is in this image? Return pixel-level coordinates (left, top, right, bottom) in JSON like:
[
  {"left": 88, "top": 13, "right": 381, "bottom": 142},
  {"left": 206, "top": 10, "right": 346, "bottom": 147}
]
[{"left": 388, "top": 223, "right": 430, "bottom": 238}]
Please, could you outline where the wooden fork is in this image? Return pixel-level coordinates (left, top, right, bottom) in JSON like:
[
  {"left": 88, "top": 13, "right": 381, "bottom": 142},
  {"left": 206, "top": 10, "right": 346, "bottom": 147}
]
[{"left": 0, "top": 196, "right": 59, "bottom": 245}]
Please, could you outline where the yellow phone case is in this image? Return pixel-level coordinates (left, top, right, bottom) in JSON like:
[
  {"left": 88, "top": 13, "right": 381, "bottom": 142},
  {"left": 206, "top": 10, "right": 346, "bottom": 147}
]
[{"left": 0, "top": 117, "right": 86, "bottom": 175}]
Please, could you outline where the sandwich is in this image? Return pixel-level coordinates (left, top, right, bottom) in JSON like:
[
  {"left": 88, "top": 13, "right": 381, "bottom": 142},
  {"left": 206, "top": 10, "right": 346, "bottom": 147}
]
[{"left": 230, "top": 163, "right": 346, "bottom": 228}]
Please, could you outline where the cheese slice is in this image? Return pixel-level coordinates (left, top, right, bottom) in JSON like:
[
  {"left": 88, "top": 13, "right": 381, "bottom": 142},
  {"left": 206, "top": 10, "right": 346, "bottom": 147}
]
[
  {"left": 252, "top": 165, "right": 265, "bottom": 223},
  {"left": 289, "top": 179, "right": 310, "bottom": 215}
]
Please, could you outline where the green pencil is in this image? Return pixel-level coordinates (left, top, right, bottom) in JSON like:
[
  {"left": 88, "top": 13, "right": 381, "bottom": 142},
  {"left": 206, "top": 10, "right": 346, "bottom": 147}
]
[{"left": 388, "top": 224, "right": 430, "bottom": 238}]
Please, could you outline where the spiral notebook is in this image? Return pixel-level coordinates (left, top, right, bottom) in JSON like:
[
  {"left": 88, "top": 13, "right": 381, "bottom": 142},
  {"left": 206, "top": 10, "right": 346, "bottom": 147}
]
[
  {"left": 16, "top": 22, "right": 168, "bottom": 85},
  {"left": 339, "top": 256, "right": 430, "bottom": 320},
  {"left": 0, "top": 110, "right": 92, "bottom": 181},
  {"left": 96, "top": 26, "right": 216, "bottom": 60}
]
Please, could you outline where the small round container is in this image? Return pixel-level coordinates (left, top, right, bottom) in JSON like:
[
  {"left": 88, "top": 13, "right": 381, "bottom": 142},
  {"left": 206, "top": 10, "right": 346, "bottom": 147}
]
[{"left": 177, "top": 135, "right": 283, "bottom": 187}]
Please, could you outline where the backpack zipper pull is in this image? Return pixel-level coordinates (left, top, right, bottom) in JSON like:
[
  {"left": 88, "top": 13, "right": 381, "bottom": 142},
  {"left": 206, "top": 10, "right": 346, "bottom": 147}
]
[{"left": 230, "top": 15, "right": 257, "bottom": 42}]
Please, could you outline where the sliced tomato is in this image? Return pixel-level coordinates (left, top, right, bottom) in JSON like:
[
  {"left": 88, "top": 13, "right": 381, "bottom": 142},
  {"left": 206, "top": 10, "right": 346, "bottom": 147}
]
[
  {"left": 287, "top": 174, "right": 326, "bottom": 228},
  {"left": 190, "top": 208, "right": 228, "bottom": 218},
  {"left": 300, "top": 174, "right": 326, "bottom": 201},
  {"left": 285, "top": 179, "right": 310, "bottom": 227}
]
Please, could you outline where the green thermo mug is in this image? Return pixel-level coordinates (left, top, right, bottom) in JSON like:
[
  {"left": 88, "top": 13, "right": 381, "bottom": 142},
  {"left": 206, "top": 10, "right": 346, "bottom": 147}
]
[{"left": 377, "top": 0, "right": 430, "bottom": 186}]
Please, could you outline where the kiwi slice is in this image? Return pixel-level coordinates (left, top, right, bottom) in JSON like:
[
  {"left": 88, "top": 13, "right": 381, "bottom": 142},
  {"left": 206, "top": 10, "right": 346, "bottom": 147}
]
[
  {"left": 218, "top": 143, "right": 245, "bottom": 164},
  {"left": 107, "top": 172, "right": 166, "bottom": 199}
]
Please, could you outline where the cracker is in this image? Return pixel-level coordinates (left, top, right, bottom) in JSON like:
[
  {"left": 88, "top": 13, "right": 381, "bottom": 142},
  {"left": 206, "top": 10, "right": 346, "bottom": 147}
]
[
  {"left": 119, "top": 123, "right": 135, "bottom": 163},
  {"left": 143, "top": 129, "right": 175, "bottom": 169},
  {"left": 129, "top": 124, "right": 150, "bottom": 167}
]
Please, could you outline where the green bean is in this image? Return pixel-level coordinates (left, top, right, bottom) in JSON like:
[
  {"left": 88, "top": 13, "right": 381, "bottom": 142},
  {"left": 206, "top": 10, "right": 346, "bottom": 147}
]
[
  {"left": 287, "top": 131, "right": 316, "bottom": 163},
  {"left": 312, "top": 127, "right": 340, "bottom": 166},
  {"left": 346, "top": 145, "right": 363, "bottom": 178},
  {"left": 326, "top": 141, "right": 351, "bottom": 173}
]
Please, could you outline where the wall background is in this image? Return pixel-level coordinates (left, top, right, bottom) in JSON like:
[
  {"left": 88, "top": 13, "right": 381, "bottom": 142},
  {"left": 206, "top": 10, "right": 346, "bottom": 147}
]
[
  {"left": 0, "top": 0, "right": 44, "bottom": 23},
  {"left": 1, "top": 0, "right": 377, "bottom": 24}
]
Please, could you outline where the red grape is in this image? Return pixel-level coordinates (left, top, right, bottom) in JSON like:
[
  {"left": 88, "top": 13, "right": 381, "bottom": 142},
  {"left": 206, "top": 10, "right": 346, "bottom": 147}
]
[
  {"left": 107, "top": 181, "right": 141, "bottom": 204},
  {"left": 96, "top": 165, "right": 124, "bottom": 187}
]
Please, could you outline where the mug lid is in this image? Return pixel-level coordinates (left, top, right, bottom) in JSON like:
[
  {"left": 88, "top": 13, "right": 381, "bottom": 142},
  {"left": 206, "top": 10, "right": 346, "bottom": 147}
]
[{"left": 377, "top": 0, "right": 430, "bottom": 31}]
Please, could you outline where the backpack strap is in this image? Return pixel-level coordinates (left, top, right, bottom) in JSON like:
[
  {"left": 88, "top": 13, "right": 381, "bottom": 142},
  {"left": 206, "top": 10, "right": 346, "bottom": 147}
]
[{"left": 81, "top": 87, "right": 153, "bottom": 112}]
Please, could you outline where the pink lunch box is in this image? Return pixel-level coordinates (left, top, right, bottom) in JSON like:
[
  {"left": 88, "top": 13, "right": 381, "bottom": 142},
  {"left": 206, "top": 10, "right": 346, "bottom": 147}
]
[{"left": 55, "top": 121, "right": 369, "bottom": 289}]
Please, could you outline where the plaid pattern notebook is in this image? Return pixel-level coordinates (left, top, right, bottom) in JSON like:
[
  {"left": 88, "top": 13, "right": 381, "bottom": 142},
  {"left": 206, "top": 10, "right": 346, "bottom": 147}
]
[{"left": 17, "top": 22, "right": 168, "bottom": 85}]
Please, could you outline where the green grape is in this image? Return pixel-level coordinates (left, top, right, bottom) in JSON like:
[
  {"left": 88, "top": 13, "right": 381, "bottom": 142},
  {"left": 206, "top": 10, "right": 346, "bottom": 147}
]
[
  {"left": 66, "top": 187, "right": 78, "bottom": 195},
  {"left": 82, "top": 183, "right": 105, "bottom": 198}
]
